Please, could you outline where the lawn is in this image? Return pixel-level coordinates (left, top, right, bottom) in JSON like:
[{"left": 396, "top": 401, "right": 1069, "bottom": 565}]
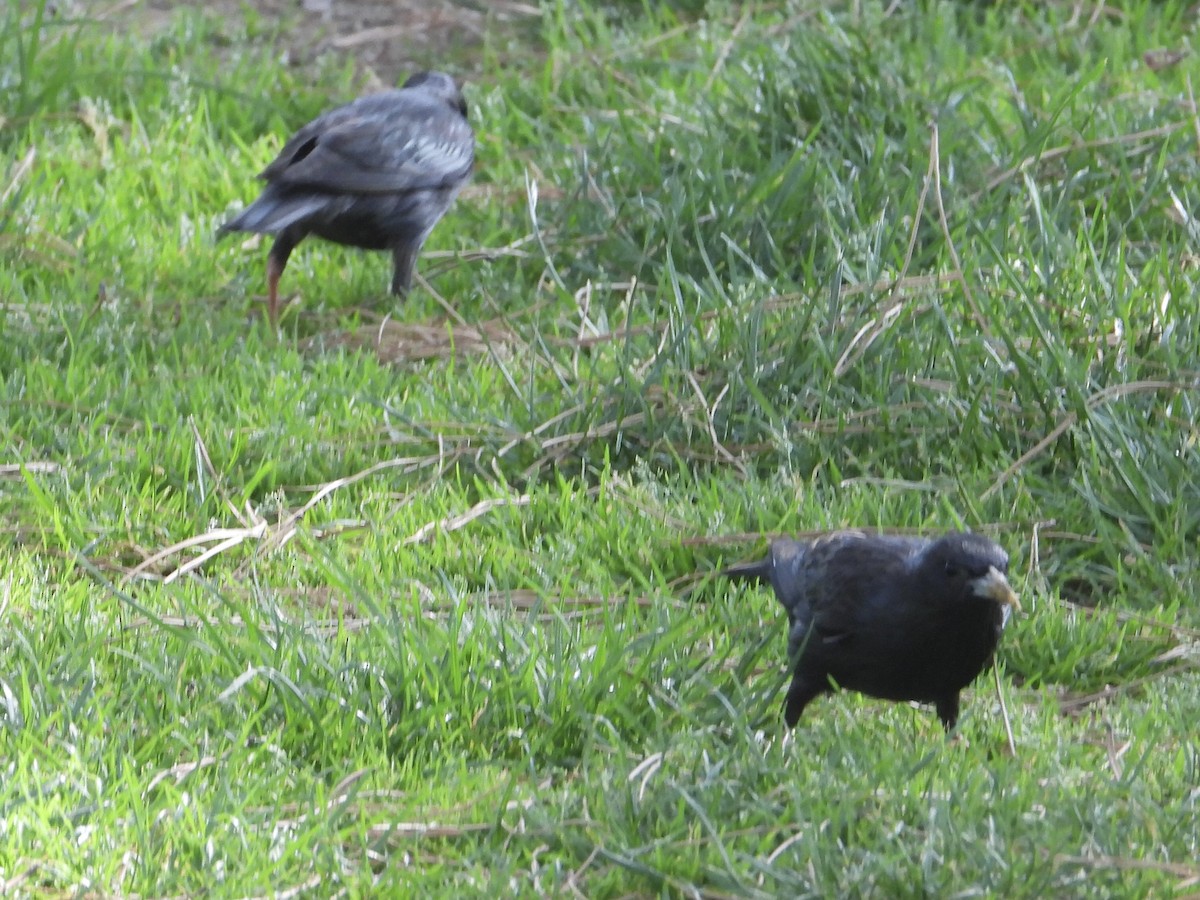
[{"left": 1, "top": 0, "right": 1198, "bottom": 895}]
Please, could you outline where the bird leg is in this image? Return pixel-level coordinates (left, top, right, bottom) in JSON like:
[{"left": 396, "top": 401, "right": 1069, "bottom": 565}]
[
  {"left": 266, "top": 255, "right": 283, "bottom": 327},
  {"left": 935, "top": 694, "right": 960, "bottom": 731},
  {"left": 783, "top": 673, "right": 827, "bottom": 727},
  {"left": 391, "top": 240, "right": 420, "bottom": 296},
  {"left": 265, "top": 230, "right": 301, "bottom": 328}
]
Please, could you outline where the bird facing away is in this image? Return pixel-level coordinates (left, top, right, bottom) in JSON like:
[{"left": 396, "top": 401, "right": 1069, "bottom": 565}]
[
  {"left": 219, "top": 71, "right": 474, "bottom": 325},
  {"left": 720, "top": 531, "right": 1020, "bottom": 730}
]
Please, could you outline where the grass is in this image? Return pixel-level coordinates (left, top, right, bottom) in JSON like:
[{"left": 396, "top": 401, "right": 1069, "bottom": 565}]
[{"left": 1, "top": 0, "right": 1198, "bottom": 895}]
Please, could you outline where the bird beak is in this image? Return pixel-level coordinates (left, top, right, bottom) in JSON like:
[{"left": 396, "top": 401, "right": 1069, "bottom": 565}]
[{"left": 972, "top": 566, "right": 1021, "bottom": 612}]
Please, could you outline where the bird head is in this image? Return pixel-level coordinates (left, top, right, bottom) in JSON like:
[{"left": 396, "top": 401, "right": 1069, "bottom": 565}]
[
  {"left": 402, "top": 71, "right": 468, "bottom": 118},
  {"left": 920, "top": 533, "right": 1021, "bottom": 615}
]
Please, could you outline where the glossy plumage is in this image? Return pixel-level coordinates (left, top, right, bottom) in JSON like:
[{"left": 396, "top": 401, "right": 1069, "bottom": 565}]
[
  {"left": 220, "top": 71, "right": 474, "bottom": 324},
  {"left": 721, "top": 531, "right": 1020, "bottom": 730}
]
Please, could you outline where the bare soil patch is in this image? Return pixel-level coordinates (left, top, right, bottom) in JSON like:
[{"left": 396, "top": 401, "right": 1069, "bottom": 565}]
[{"left": 92, "top": 0, "right": 539, "bottom": 86}]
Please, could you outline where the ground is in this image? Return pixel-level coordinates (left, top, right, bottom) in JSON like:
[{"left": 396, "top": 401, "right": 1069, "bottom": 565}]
[
  {"left": 103, "top": 0, "right": 535, "bottom": 85},
  {"left": 3, "top": 0, "right": 1198, "bottom": 895}
]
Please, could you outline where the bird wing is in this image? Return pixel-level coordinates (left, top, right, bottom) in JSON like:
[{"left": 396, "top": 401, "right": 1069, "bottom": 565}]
[
  {"left": 769, "top": 532, "right": 927, "bottom": 646},
  {"left": 721, "top": 532, "right": 931, "bottom": 649},
  {"left": 260, "top": 91, "right": 474, "bottom": 195}
]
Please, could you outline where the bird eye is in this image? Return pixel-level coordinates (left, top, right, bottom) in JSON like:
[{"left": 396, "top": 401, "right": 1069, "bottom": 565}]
[{"left": 944, "top": 562, "right": 961, "bottom": 577}]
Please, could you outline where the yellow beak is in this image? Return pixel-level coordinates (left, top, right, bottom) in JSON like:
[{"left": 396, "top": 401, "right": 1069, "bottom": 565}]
[{"left": 972, "top": 565, "right": 1021, "bottom": 612}]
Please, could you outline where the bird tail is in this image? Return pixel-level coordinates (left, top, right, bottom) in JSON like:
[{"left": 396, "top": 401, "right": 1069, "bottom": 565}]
[
  {"left": 720, "top": 541, "right": 810, "bottom": 619},
  {"left": 679, "top": 553, "right": 773, "bottom": 604},
  {"left": 717, "top": 556, "right": 774, "bottom": 585},
  {"left": 684, "top": 541, "right": 810, "bottom": 606},
  {"left": 217, "top": 190, "right": 327, "bottom": 238}
]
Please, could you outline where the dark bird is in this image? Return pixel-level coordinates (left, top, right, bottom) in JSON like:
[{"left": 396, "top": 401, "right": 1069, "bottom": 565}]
[
  {"left": 719, "top": 531, "right": 1020, "bottom": 730},
  {"left": 219, "top": 71, "right": 474, "bottom": 325}
]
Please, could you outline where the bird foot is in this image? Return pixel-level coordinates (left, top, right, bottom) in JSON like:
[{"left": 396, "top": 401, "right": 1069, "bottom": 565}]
[{"left": 250, "top": 292, "right": 297, "bottom": 325}]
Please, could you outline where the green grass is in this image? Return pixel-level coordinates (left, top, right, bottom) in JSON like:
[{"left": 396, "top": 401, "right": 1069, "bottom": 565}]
[{"left": 2, "top": 0, "right": 1198, "bottom": 895}]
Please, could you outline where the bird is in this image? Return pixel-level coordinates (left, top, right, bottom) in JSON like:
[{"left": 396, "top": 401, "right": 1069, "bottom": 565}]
[
  {"left": 718, "top": 530, "right": 1020, "bottom": 730},
  {"left": 219, "top": 71, "right": 475, "bottom": 326}
]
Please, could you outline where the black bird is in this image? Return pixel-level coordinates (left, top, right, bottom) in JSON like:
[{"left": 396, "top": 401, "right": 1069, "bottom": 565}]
[
  {"left": 720, "top": 531, "right": 1020, "bottom": 730},
  {"left": 219, "top": 71, "right": 474, "bottom": 325}
]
